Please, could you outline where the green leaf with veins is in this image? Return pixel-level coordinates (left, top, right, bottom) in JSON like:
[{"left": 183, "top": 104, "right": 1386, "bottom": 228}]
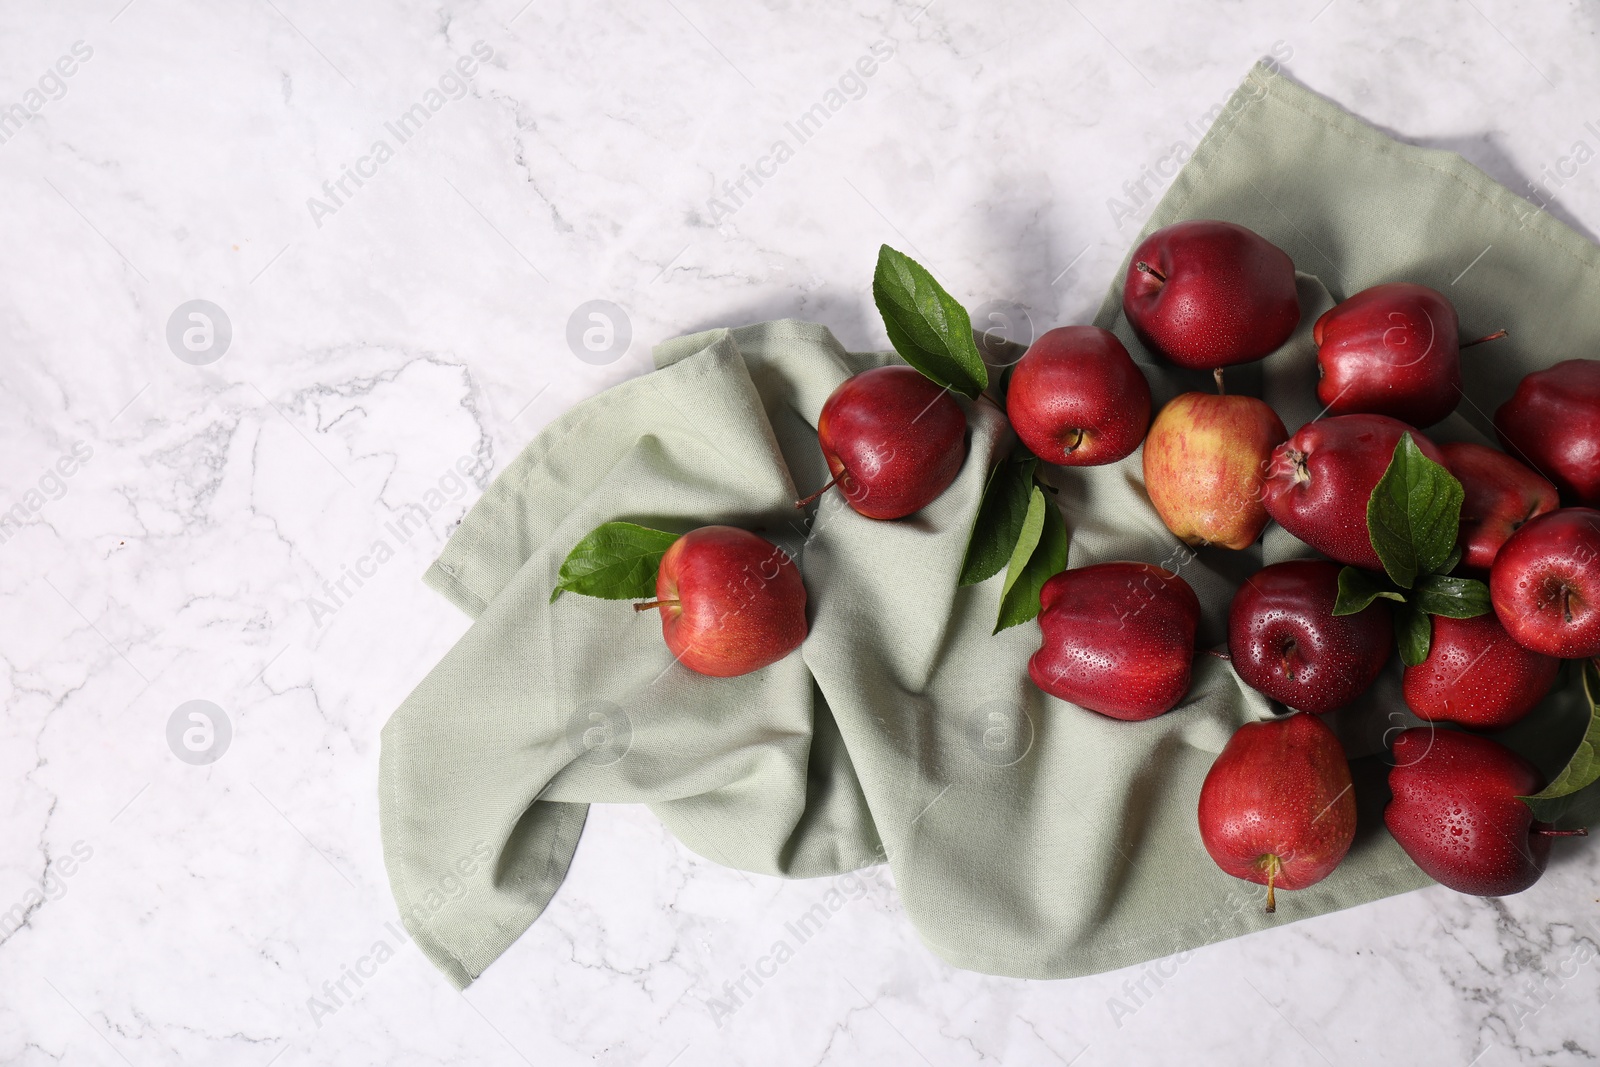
[
  {"left": 1366, "top": 433, "right": 1464, "bottom": 589},
  {"left": 994, "top": 487, "right": 1068, "bottom": 633},
  {"left": 1395, "top": 600, "right": 1433, "bottom": 667},
  {"left": 872, "top": 244, "right": 988, "bottom": 398},
  {"left": 960, "top": 456, "right": 1038, "bottom": 586},
  {"left": 551, "top": 521, "right": 679, "bottom": 602},
  {"left": 1521, "top": 660, "right": 1600, "bottom": 821},
  {"left": 1333, "top": 566, "right": 1406, "bottom": 616},
  {"left": 1412, "top": 573, "right": 1491, "bottom": 619}
]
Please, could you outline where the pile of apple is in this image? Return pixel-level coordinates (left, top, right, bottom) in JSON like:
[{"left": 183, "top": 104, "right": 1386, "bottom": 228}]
[{"left": 552, "top": 227, "right": 1598, "bottom": 911}]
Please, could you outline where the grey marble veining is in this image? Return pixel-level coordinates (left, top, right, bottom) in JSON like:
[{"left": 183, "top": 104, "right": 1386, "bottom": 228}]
[{"left": 1, "top": 0, "right": 1597, "bottom": 1064}]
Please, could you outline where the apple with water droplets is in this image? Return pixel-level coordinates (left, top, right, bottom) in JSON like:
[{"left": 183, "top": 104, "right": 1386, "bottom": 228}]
[
  {"left": 1198, "top": 711, "right": 1357, "bottom": 911},
  {"left": 1386, "top": 728, "right": 1584, "bottom": 896},
  {"left": 1122, "top": 220, "right": 1300, "bottom": 371},
  {"left": 1261, "top": 414, "right": 1445, "bottom": 570}
]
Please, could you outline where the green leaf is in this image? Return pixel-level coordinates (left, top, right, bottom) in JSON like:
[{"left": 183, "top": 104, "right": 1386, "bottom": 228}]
[
  {"left": 994, "top": 487, "right": 1069, "bottom": 633},
  {"left": 1396, "top": 601, "right": 1433, "bottom": 667},
  {"left": 1366, "top": 433, "right": 1465, "bottom": 589},
  {"left": 872, "top": 245, "right": 988, "bottom": 398},
  {"left": 1522, "top": 778, "right": 1600, "bottom": 829},
  {"left": 997, "top": 489, "right": 1045, "bottom": 605},
  {"left": 1522, "top": 660, "right": 1600, "bottom": 811},
  {"left": 959, "top": 456, "right": 1038, "bottom": 586},
  {"left": 1332, "top": 566, "right": 1405, "bottom": 616},
  {"left": 1412, "top": 573, "right": 1491, "bottom": 619},
  {"left": 551, "top": 521, "right": 679, "bottom": 602}
]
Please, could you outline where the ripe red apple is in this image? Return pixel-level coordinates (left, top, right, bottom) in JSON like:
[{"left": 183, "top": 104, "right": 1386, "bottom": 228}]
[
  {"left": 807, "top": 366, "right": 967, "bottom": 520},
  {"left": 1029, "top": 561, "right": 1200, "bottom": 720},
  {"left": 1005, "top": 326, "right": 1151, "bottom": 466},
  {"left": 1495, "top": 359, "right": 1600, "bottom": 506},
  {"left": 643, "top": 526, "right": 808, "bottom": 677},
  {"left": 1489, "top": 507, "right": 1600, "bottom": 657},
  {"left": 1122, "top": 220, "right": 1300, "bottom": 371},
  {"left": 1386, "top": 728, "right": 1580, "bottom": 896},
  {"left": 1228, "top": 559, "right": 1393, "bottom": 713},
  {"left": 1261, "top": 414, "right": 1445, "bottom": 570},
  {"left": 1313, "top": 282, "right": 1466, "bottom": 426},
  {"left": 1438, "top": 442, "right": 1558, "bottom": 572},
  {"left": 1143, "top": 392, "right": 1287, "bottom": 549},
  {"left": 1198, "top": 712, "right": 1357, "bottom": 911},
  {"left": 1402, "top": 613, "right": 1558, "bottom": 730}
]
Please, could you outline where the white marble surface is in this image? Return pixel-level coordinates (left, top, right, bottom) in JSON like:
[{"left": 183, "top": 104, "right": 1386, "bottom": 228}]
[{"left": 2, "top": 0, "right": 1599, "bottom": 1064}]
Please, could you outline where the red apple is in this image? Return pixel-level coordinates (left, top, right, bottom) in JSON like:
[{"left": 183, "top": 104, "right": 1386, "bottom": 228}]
[
  {"left": 1228, "top": 560, "right": 1393, "bottom": 713},
  {"left": 1438, "top": 441, "right": 1558, "bottom": 572},
  {"left": 1198, "top": 712, "right": 1357, "bottom": 911},
  {"left": 1313, "top": 282, "right": 1463, "bottom": 427},
  {"left": 1029, "top": 561, "right": 1200, "bottom": 720},
  {"left": 1006, "top": 326, "right": 1151, "bottom": 466},
  {"left": 1495, "top": 359, "right": 1600, "bottom": 506},
  {"left": 1402, "top": 613, "right": 1558, "bottom": 730},
  {"left": 1261, "top": 414, "right": 1445, "bottom": 570},
  {"left": 1143, "top": 392, "right": 1287, "bottom": 549},
  {"left": 1386, "top": 729, "right": 1576, "bottom": 896},
  {"left": 809, "top": 366, "right": 967, "bottom": 520},
  {"left": 647, "top": 526, "right": 808, "bottom": 677},
  {"left": 1489, "top": 507, "right": 1600, "bottom": 657},
  {"left": 1122, "top": 220, "right": 1300, "bottom": 371}
]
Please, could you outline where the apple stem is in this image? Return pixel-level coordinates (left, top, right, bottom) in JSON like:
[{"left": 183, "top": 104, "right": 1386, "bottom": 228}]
[
  {"left": 1200, "top": 648, "right": 1231, "bottom": 660},
  {"left": 1063, "top": 429, "right": 1084, "bottom": 454},
  {"left": 1134, "top": 260, "right": 1167, "bottom": 284},
  {"left": 1461, "top": 328, "right": 1508, "bottom": 348},
  {"left": 1536, "top": 827, "right": 1589, "bottom": 837},
  {"left": 795, "top": 474, "right": 839, "bottom": 510},
  {"left": 1263, "top": 854, "right": 1279, "bottom": 914},
  {"left": 1213, "top": 367, "right": 1226, "bottom": 395},
  {"left": 633, "top": 598, "right": 677, "bottom": 612}
]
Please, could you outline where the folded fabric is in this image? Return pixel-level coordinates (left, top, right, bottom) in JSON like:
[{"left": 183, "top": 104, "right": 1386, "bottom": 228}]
[{"left": 380, "top": 60, "right": 1600, "bottom": 988}]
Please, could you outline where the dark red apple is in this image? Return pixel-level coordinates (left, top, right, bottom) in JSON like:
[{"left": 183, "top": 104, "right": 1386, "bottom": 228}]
[
  {"left": 1313, "top": 282, "right": 1463, "bottom": 426},
  {"left": 1122, "top": 220, "right": 1300, "bottom": 371},
  {"left": 1029, "top": 561, "right": 1200, "bottom": 720},
  {"left": 1387, "top": 728, "right": 1581, "bottom": 896},
  {"left": 1006, "top": 326, "right": 1152, "bottom": 465},
  {"left": 1495, "top": 359, "right": 1600, "bottom": 506},
  {"left": 644, "top": 526, "right": 808, "bottom": 677},
  {"left": 1490, "top": 506, "right": 1600, "bottom": 657},
  {"left": 1401, "top": 613, "right": 1558, "bottom": 730},
  {"left": 807, "top": 366, "right": 967, "bottom": 520},
  {"left": 1438, "top": 442, "right": 1558, "bottom": 572},
  {"left": 1228, "top": 559, "right": 1393, "bottom": 713},
  {"left": 1261, "top": 414, "right": 1445, "bottom": 570},
  {"left": 1198, "top": 711, "right": 1357, "bottom": 911}
]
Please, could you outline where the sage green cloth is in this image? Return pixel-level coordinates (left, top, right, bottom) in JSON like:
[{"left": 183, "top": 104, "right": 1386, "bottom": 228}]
[{"left": 380, "top": 61, "right": 1599, "bottom": 988}]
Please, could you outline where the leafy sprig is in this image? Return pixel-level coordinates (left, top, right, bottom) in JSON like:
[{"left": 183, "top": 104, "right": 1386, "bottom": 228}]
[
  {"left": 875, "top": 246, "right": 1065, "bottom": 631},
  {"left": 1330, "top": 434, "right": 1488, "bottom": 665}
]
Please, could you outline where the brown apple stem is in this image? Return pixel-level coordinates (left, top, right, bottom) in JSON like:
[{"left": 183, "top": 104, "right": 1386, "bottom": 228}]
[
  {"left": 1201, "top": 648, "right": 1232, "bottom": 660},
  {"left": 1264, "top": 854, "right": 1279, "bottom": 914},
  {"left": 1535, "top": 827, "right": 1589, "bottom": 837},
  {"left": 1062, "top": 429, "right": 1085, "bottom": 454},
  {"left": 1461, "top": 328, "right": 1508, "bottom": 348},
  {"left": 633, "top": 598, "right": 677, "bottom": 612},
  {"left": 1213, "top": 367, "right": 1226, "bottom": 395},
  {"left": 1134, "top": 260, "right": 1167, "bottom": 284},
  {"left": 795, "top": 474, "right": 839, "bottom": 509}
]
